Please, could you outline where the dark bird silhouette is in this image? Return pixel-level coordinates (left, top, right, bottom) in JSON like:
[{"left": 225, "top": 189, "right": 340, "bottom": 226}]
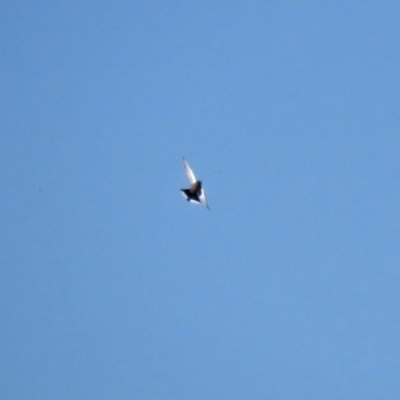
[{"left": 181, "top": 158, "right": 209, "bottom": 209}]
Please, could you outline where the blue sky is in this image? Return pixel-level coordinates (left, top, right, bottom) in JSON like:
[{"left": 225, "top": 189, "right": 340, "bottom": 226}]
[{"left": 1, "top": 1, "right": 400, "bottom": 399}]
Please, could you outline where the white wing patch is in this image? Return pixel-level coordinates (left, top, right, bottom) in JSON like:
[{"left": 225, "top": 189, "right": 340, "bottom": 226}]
[
  {"left": 183, "top": 158, "right": 197, "bottom": 184},
  {"left": 199, "top": 189, "right": 209, "bottom": 209}
]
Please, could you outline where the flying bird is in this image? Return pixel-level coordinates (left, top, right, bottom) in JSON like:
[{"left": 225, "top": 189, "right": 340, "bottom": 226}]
[{"left": 181, "top": 158, "right": 209, "bottom": 209}]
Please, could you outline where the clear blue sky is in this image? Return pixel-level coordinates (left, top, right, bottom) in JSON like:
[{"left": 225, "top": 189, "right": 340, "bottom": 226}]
[{"left": 1, "top": 2, "right": 400, "bottom": 399}]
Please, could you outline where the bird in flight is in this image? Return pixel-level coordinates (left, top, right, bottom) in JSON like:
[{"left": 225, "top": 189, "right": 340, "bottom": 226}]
[{"left": 181, "top": 157, "right": 209, "bottom": 209}]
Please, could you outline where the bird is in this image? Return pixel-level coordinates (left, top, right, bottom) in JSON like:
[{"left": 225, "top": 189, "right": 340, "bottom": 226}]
[{"left": 181, "top": 157, "right": 209, "bottom": 209}]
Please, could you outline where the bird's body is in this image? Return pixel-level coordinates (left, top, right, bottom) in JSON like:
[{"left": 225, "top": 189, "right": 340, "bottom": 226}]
[
  {"left": 189, "top": 180, "right": 202, "bottom": 194},
  {"left": 181, "top": 158, "right": 209, "bottom": 209}
]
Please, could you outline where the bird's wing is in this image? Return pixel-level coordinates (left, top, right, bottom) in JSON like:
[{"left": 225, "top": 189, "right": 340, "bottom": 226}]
[
  {"left": 189, "top": 199, "right": 201, "bottom": 205},
  {"left": 183, "top": 157, "right": 197, "bottom": 184},
  {"left": 199, "top": 188, "right": 209, "bottom": 210}
]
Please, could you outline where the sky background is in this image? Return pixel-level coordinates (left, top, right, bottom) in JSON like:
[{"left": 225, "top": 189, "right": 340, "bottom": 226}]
[{"left": 1, "top": 1, "right": 400, "bottom": 399}]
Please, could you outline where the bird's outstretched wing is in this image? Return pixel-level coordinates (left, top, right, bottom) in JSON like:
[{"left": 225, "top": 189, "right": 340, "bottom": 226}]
[
  {"left": 199, "top": 189, "right": 209, "bottom": 210},
  {"left": 183, "top": 157, "right": 197, "bottom": 184}
]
